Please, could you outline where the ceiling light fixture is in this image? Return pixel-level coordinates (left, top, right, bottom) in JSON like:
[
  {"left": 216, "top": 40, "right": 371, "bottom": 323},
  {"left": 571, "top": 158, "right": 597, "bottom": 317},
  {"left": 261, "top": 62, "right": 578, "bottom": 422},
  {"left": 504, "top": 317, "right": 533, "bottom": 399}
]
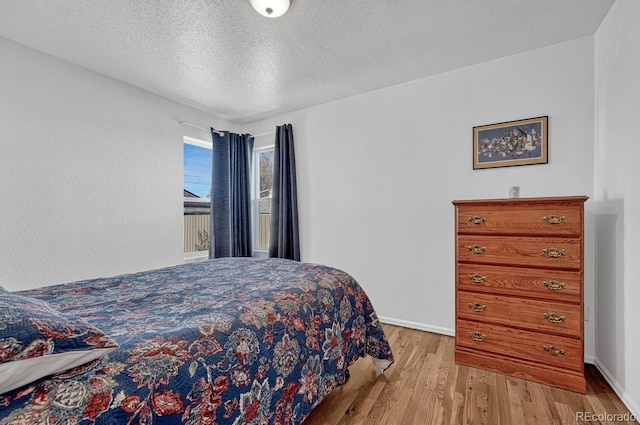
[{"left": 250, "top": 0, "right": 290, "bottom": 18}]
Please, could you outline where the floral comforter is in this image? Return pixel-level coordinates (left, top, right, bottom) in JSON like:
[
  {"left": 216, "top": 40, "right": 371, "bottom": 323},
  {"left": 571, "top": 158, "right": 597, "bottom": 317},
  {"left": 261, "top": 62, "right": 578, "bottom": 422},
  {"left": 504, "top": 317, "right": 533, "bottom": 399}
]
[{"left": 0, "top": 258, "right": 393, "bottom": 424}]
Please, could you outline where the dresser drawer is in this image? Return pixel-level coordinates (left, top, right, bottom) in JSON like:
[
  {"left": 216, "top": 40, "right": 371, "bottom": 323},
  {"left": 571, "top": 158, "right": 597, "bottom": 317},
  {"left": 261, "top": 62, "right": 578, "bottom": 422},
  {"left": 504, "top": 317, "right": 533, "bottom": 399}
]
[
  {"left": 456, "top": 203, "right": 583, "bottom": 236},
  {"left": 456, "top": 319, "right": 583, "bottom": 371},
  {"left": 457, "top": 235, "right": 582, "bottom": 269},
  {"left": 457, "top": 292, "right": 581, "bottom": 337},
  {"left": 457, "top": 264, "right": 582, "bottom": 303}
]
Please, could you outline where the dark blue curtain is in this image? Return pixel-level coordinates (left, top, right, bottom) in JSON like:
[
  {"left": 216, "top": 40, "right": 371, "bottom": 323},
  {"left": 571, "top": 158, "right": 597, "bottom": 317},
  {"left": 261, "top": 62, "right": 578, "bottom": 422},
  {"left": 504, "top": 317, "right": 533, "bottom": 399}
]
[
  {"left": 210, "top": 130, "right": 254, "bottom": 258},
  {"left": 269, "top": 124, "right": 300, "bottom": 260}
]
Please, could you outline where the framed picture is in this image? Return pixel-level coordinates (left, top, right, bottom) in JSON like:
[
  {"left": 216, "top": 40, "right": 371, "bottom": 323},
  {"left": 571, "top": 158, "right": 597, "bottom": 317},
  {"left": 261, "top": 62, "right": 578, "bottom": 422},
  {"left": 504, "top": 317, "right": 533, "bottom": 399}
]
[{"left": 473, "top": 116, "right": 548, "bottom": 169}]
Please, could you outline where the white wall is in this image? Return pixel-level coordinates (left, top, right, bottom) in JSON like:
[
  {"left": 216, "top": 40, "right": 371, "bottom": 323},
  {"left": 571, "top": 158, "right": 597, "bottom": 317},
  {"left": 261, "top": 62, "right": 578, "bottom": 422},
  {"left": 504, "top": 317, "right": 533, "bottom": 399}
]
[
  {"left": 244, "top": 38, "right": 597, "bottom": 356},
  {"left": 594, "top": 0, "right": 640, "bottom": 416},
  {"left": 0, "top": 36, "right": 229, "bottom": 291}
]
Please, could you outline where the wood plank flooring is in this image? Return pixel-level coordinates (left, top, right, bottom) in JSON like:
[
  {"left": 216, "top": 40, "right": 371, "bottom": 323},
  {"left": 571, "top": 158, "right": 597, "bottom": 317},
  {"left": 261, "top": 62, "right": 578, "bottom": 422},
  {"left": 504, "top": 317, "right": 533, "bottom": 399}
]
[{"left": 303, "top": 324, "right": 637, "bottom": 425}]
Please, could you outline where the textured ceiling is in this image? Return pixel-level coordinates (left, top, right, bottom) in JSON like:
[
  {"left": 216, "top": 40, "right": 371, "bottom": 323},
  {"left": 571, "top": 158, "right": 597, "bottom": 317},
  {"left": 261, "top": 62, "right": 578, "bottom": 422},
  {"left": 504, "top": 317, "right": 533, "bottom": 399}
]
[{"left": 0, "top": 0, "right": 615, "bottom": 124}]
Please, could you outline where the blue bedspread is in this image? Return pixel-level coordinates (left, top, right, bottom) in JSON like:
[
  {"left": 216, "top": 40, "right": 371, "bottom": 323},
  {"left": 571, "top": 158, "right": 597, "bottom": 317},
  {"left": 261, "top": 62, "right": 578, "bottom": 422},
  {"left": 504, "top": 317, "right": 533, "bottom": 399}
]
[{"left": 0, "top": 258, "right": 393, "bottom": 424}]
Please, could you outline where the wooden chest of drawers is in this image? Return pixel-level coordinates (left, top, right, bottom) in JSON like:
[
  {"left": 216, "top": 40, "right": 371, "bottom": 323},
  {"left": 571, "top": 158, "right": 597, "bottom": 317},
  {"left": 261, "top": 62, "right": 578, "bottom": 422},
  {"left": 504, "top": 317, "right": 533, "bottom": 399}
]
[{"left": 453, "top": 196, "right": 588, "bottom": 393}]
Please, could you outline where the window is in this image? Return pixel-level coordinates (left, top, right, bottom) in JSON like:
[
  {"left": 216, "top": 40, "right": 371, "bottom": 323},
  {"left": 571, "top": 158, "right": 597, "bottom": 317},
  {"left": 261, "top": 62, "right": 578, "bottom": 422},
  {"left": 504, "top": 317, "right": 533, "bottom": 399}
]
[
  {"left": 253, "top": 146, "right": 274, "bottom": 251},
  {"left": 183, "top": 136, "right": 212, "bottom": 260}
]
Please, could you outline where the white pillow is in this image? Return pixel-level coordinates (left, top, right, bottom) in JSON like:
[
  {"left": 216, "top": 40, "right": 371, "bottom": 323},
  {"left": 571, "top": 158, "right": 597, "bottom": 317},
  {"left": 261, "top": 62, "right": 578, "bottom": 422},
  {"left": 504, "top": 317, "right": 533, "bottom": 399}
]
[{"left": 0, "top": 288, "right": 118, "bottom": 394}]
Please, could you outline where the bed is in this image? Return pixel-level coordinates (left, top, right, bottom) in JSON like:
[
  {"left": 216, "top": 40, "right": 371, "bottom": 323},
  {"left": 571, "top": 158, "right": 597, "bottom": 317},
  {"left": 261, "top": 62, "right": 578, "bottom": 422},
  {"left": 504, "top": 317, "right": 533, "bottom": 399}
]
[{"left": 0, "top": 258, "right": 393, "bottom": 424}]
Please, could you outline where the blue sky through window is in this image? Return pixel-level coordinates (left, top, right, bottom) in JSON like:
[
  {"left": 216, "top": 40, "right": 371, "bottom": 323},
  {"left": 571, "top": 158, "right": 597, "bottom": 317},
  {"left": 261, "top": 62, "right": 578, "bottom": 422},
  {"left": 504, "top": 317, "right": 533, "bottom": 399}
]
[{"left": 184, "top": 142, "right": 212, "bottom": 198}]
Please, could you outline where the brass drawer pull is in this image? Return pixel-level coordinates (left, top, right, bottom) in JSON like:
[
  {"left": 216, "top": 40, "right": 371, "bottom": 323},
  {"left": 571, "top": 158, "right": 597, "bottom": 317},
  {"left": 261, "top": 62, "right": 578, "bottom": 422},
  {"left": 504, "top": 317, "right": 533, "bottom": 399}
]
[
  {"left": 543, "top": 214, "right": 566, "bottom": 224},
  {"left": 543, "top": 280, "right": 566, "bottom": 290},
  {"left": 468, "top": 273, "right": 487, "bottom": 283},
  {"left": 543, "top": 345, "right": 565, "bottom": 356},
  {"left": 468, "top": 302, "right": 487, "bottom": 312},
  {"left": 468, "top": 245, "right": 487, "bottom": 254},
  {"left": 542, "top": 247, "right": 566, "bottom": 258},
  {"left": 543, "top": 312, "right": 566, "bottom": 323},
  {"left": 468, "top": 215, "right": 487, "bottom": 225},
  {"left": 469, "top": 332, "right": 486, "bottom": 342}
]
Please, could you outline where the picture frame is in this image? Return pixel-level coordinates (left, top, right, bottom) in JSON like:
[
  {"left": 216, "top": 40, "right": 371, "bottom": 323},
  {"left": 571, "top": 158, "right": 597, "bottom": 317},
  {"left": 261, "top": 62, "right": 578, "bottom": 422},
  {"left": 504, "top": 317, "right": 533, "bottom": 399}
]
[{"left": 473, "top": 116, "right": 548, "bottom": 169}]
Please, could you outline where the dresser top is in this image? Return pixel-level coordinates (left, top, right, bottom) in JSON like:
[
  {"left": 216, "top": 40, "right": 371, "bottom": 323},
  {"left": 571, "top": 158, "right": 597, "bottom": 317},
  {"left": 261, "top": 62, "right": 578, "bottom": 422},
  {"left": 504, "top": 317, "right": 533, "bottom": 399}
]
[{"left": 452, "top": 195, "right": 588, "bottom": 206}]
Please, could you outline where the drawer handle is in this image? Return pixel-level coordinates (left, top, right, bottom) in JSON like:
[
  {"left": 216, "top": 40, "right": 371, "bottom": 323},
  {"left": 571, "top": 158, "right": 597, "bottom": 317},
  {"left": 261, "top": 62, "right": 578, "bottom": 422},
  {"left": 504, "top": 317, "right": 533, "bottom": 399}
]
[
  {"left": 468, "top": 245, "right": 487, "bottom": 254},
  {"left": 543, "top": 214, "right": 566, "bottom": 224},
  {"left": 543, "top": 345, "right": 565, "bottom": 356},
  {"left": 468, "top": 273, "right": 487, "bottom": 283},
  {"left": 543, "top": 312, "right": 566, "bottom": 323},
  {"left": 468, "top": 215, "right": 487, "bottom": 225},
  {"left": 469, "top": 332, "right": 486, "bottom": 342},
  {"left": 543, "top": 280, "right": 566, "bottom": 291},
  {"left": 542, "top": 247, "right": 566, "bottom": 258},
  {"left": 468, "top": 302, "right": 487, "bottom": 312}
]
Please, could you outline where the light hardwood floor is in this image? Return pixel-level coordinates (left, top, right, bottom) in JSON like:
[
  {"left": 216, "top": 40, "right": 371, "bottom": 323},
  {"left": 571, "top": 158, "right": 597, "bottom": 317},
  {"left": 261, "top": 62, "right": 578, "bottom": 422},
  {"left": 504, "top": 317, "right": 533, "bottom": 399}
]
[{"left": 304, "top": 324, "right": 637, "bottom": 425}]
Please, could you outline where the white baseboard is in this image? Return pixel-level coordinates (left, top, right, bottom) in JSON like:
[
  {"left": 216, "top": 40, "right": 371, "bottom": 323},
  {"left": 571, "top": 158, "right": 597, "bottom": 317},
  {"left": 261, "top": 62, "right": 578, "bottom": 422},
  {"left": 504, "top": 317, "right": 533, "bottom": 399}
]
[
  {"left": 593, "top": 359, "right": 640, "bottom": 420},
  {"left": 378, "top": 316, "right": 455, "bottom": 337}
]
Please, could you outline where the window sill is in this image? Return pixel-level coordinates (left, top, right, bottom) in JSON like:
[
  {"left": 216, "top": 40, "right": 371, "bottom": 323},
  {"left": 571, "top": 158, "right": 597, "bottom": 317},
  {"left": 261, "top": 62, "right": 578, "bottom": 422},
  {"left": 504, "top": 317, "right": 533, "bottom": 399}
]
[
  {"left": 253, "top": 250, "right": 269, "bottom": 258},
  {"left": 184, "top": 251, "right": 209, "bottom": 263}
]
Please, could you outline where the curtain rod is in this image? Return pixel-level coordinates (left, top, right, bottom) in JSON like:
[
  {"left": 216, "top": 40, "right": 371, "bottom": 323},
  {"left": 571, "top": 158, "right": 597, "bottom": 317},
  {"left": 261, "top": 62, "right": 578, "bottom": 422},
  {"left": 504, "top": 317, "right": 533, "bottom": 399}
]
[
  {"left": 180, "top": 121, "right": 224, "bottom": 136},
  {"left": 180, "top": 120, "right": 275, "bottom": 138},
  {"left": 252, "top": 131, "right": 275, "bottom": 138}
]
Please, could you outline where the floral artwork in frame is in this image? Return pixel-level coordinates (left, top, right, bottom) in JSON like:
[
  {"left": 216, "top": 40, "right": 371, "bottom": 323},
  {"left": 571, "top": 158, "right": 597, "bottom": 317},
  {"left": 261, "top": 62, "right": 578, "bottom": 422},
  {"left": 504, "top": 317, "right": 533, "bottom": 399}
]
[{"left": 473, "top": 116, "right": 548, "bottom": 169}]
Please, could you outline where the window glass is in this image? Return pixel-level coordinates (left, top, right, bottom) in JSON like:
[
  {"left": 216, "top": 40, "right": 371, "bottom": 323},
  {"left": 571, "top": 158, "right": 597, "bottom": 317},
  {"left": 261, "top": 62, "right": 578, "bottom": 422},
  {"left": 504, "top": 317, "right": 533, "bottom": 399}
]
[
  {"left": 184, "top": 138, "right": 212, "bottom": 256},
  {"left": 184, "top": 141, "right": 212, "bottom": 199},
  {"left": 255, "top": 147, "right": 274, "bottom": 250}
]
